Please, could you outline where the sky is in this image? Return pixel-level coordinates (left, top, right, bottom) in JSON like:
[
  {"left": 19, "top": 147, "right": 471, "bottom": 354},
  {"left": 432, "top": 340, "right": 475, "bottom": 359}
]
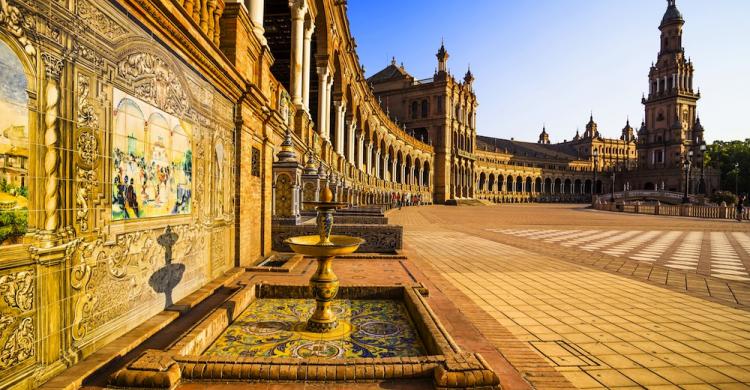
[{"left": 347, "top": 0, "right": 750, "bottom": 143}]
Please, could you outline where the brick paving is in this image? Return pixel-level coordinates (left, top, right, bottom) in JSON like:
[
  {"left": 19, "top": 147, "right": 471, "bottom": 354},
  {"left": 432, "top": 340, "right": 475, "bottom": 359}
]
[{"left": 390, "top": 204, "right": 750, "bottom": 389}]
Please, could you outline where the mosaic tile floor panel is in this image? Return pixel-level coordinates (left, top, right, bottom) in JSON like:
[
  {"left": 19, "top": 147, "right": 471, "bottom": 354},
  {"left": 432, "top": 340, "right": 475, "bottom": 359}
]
[{"left": 203, "top": 299, "right": 426, "bottom": 359}]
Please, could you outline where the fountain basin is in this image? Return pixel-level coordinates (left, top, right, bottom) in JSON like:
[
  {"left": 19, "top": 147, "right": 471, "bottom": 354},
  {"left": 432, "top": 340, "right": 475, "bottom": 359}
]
[
  {"left": 203, "top": 298, "right": 426, "bottom": 359},
  {"left": 109, "top": 283, "right": 501, "bottom": 389},
  {"left": 284, "top": 235, "right": 364, "bottom": 257}
]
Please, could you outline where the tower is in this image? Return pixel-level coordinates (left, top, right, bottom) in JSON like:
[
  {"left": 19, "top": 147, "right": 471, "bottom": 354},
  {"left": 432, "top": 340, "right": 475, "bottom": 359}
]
[
  {"left": 584, "top": 114, "right": 599, "bottom": 139},
  {"left": 464, "top": 66, "right": 474, "bottom": 89},
  {"left": 639, "top": 0, "right": 701, "bottom": 169},
  {"left": 621, "top": 119, "right": 635, "bottom": 142},
  {"left": 538, "top": 126, "right": 550, "bottom": 144},
  {"left": 436, "top": 40, "right": 449, "bottom": 73}
]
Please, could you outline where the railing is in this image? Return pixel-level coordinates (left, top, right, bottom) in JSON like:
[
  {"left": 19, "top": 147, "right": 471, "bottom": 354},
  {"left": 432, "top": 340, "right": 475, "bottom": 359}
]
[
  {"left": 594, "top": 200, "right": 750, "bottom": 221},
  {"left": 413, "top": 77, "right": 434, "bottom": 85}
]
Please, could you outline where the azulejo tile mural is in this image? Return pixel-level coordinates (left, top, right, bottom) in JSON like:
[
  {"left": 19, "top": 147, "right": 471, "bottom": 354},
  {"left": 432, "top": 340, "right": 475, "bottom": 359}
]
[
  {"left": 112, "top": 88, "right": 193, "bottom": 220},
  {"left": 204, "top": 299, "right": 426, "bottom": 359}
]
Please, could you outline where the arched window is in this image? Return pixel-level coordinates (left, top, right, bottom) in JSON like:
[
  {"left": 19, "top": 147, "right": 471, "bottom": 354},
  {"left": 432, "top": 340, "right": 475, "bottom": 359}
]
[
  {"left": 411, "top": 101, "right": 418, "bottom": 119},
  {"left": 421, "top": 100, "right": 429, "bottom": 118}
]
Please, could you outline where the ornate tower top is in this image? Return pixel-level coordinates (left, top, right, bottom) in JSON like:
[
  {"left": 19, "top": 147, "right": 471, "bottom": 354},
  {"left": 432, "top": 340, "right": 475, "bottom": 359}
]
[
  {"left": 436, "top": 39, "right": 449, "bottom": 73},
  {"left": 584, "top": 114, "right": 599, "bottom": 139},
  {"left": 621, "top": 119, "right": 635, "bottom": 142},
  {"left": 464, "top": 65, "right": 474, "bottom": 87},
  {"left": 538, "top": 126, "right": 550, "bottom": 144},
  {"left": 661, "top": 0, "right": 684, "bottom": 27}
]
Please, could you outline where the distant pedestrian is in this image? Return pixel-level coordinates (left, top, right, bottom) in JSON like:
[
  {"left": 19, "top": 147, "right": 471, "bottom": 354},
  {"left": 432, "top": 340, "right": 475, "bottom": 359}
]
[{"left": 738, "top": 195, "right": 746, "bottom": 222}]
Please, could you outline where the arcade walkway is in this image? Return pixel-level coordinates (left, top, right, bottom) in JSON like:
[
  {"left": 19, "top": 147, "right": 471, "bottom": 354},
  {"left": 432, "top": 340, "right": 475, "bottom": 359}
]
[{"left": 392, "top": 204, "right": 750, "bottom": 389}]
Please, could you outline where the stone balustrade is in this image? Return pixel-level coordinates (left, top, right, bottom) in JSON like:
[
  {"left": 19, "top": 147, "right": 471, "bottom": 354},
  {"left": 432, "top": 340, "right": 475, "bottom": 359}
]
[
  {"left": 175, "top": 0, "right": 226, "bottom": 45},
  {"left": 593, "top": 200, "right": 750, "bottom": 221}
]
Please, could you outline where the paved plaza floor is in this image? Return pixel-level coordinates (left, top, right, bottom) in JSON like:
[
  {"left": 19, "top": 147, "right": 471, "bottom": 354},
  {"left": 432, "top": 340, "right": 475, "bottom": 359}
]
[{"left": 390, "top": 204, "right": 750, "bottom": 389}]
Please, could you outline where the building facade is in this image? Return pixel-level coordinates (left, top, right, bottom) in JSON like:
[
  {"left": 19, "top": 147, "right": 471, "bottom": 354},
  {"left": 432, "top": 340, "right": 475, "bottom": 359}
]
[{"left": 368, "top": 0, "right": 717, "bottom": 205}]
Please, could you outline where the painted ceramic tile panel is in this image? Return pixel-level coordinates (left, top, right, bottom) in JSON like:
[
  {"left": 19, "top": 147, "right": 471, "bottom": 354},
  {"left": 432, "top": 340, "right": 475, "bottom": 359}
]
[
  {"left": 204, "top": 299, "right": 427, "bottom": 359},
  {"left": 0, "top": 41, "right": 29, "bottom": 245},
  {"left": 112, "top": 88, "right": 192, "bottom": 220}
]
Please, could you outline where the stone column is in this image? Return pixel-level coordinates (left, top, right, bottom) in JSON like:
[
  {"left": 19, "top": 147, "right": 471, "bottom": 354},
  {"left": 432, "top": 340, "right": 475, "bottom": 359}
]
[
  {"left": 357, "top": 135, "right": 364, "bottom": 170},
  {"left": 383, "top": 155, "right": 389, "bottom": 181},
  {"left": 375, "top": 151, "right": 381, "bottom": 178},
  {"left": 338, "top": 110, "right": 347, "bottom": 156},
  {"left": 316, "top": 66, "right": 330, "bottom": 139},
  {"left": 347, "top": 123, "right": 356, "bottom": 164},
  {"left": 289, "top": 1, "right": 306, "bottom": 106},
  {"left": 332, "top": 101, "right": 343, "bottom": 151},
  {"left": 326, "top": 77, "right": 333, "bottom": 134},
  {"left": 366, "top": 143, "right": 373, "bottom": 174},
  {"left": 391, "top": 159, "right": 398, "bottom": 183},
  {"left": 302, "top": 20, "right": 314, "bottom": 109},
  {"left": 248, "top": 0, "right": 266, "bottom": 45}
]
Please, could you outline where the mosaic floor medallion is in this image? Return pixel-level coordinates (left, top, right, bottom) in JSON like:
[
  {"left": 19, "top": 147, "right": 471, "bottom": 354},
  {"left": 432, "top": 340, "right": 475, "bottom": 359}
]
[{"left": 203, "top": 299, "right": 426, "bottom": 359}]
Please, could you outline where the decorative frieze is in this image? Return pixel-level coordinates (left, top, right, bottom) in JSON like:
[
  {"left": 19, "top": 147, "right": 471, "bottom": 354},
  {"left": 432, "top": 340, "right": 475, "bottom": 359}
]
[
  {"left": 77, "top": 0, "right": 128, "bottom": 41},
  {"left": 117, "top": 52, "right": 189, "bottom": 117}
]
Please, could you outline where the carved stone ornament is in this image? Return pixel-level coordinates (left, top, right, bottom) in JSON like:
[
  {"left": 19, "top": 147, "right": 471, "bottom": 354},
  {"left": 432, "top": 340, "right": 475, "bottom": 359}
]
[
  {"left": 0, "top": 271, "right": 34, "bottom": 312},
  {"left": 76, "top": 0, "right": 128, "bottom": 41},
  {"left": 77, "top": 77, "right": 99, "bottom": 128},
  {"left": 41, "top": 52, "right": 64, "bottom": 80},
  {"left": 76, "top": 129, "right": 98, "bottom": 168},
  {"left": 0, "top": 0, "right": 36, "bottom": 59},
  {"left": 0, "top": 317, "right": 34, "bottom": 369},
  {"left": 72, "top": 42, "right": 104, "bottom": 68},
  {"left": 70, "top": 225, "right": 205, "bottom": 342},
  {"left": 76, "top": 168, "right": 95, "bottom": 232},
  {"left": 117, "top": 52, "right": 189, "bottom": 117}
]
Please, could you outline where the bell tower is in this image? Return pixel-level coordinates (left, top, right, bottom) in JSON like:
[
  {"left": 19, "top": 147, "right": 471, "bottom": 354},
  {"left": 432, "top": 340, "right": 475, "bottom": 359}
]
[{"left": 639, "top": 0, "right": 701, "bottom": 169}]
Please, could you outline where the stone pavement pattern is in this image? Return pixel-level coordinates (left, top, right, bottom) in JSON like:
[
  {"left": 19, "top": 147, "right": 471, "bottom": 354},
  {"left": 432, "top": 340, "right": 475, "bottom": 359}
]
[
  {"left": 391, "top": 204, "right": 750, "bottom": 389},
  {"left": 491, "top": 229, "right": 750, "bottom": 281}
]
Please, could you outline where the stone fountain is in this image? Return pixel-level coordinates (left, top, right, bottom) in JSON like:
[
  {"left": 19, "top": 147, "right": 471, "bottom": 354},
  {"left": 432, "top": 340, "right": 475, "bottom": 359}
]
[{"left": 284, "top": 177, "right": 365, "bottom": 332}]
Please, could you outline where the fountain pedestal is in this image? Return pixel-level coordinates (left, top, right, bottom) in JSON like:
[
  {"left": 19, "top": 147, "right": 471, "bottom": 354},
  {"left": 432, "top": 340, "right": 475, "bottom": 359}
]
[{"left": 284, "top": 181, "right": 364, "bottom": 333}]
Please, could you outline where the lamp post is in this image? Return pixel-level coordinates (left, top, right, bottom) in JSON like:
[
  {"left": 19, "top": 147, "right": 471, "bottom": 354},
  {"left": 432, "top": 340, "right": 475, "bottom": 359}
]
[
  {"left": 610, "top": 166, "right": 616, "bottom": 202},
  {"left": 682, "top": 150, "right": 693, "bottom": 204},
  {"left": 699, "top": 143, "right": 707, "bottom": 195},
  {"left": 592, "top": 149, "right": 599, "bottom": 201},
  {"left": 735, "top": 162, "right": 740, "bottom": 196}
]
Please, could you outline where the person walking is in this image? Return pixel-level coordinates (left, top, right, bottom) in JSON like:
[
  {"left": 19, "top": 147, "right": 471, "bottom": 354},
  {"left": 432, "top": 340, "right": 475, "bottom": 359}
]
[{"left": 737, "top": 195, "right": 746, "bottom": 222}]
